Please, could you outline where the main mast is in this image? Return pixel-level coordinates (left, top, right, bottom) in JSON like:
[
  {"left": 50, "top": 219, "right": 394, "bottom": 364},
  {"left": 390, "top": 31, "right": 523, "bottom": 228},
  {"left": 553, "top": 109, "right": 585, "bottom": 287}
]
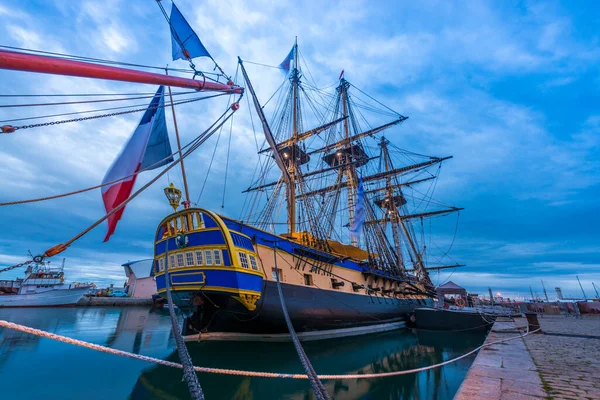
[
  {"left": 380, "top": 137, "right": 405, "bottom": 272},
  {"left": 338, "top": 77, "right": 357, "bottom": 246},
  {"left": 288, "top": 39, "right": 300, "bottom": 233}
]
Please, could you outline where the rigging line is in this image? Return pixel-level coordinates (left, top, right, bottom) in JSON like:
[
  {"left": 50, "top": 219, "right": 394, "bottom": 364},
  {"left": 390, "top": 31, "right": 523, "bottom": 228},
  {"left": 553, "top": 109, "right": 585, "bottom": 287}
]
[
  {"left": 0, "top": 90, "right": 196, "bottom": 98},
  {"left": 0, "top": 123, "right": 194, "bottom": 206},
  {"left": 240, "top": 59, "right": 283, "bottom": 69},
  {"left": 272, "top": 246, "right": 331, "bottom": 400},
  {"left": 0, "top": 91, "right": 196, "bottom": 108},
  {"left": 349, "top": 82, "right": 402, "bottom": 117},
  {"left": 163, "top": 243, "right": 205, "bottom": 400},
  {"left": 221, "top": 109, "right": 235, "bottom": 210},
  {"left": 0, "top": 93, "right": 227, "bottom": 125},
  {"left": 195, "top": 98, "right": 231, "bottom": 205},
  {"left": 0, "top": 44, "right": 221, "bottom": 76},
  {"left": 42, "top": 104, "right": 238, "bottom": 258}
]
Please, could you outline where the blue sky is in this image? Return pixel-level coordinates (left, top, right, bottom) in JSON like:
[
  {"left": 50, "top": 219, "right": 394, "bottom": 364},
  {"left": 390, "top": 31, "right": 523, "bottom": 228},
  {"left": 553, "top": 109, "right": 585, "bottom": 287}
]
[{"left": 0, "top": 0, "right": 598, "bottom": 300}]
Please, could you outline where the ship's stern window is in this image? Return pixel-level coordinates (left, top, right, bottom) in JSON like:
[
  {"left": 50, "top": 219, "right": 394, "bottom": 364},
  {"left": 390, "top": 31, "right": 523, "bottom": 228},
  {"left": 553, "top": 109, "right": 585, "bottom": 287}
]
[
  {"left": 239, "top": 252, "right": 249, "bottom": 269},
  {"left": 272, "top": 268, "right": 281, "bottom": 281},
  {"left": 169, "top": 255, "right": 176, "bottom": 269},
  {"left": 185, "top": 252, "right": 194, "bottom": 267},
  {"left": 213, "top": 250, "right": 222, "bottom": 266},
  {"left": 195, "top": 251, "right": 204, "bottom": 266},
  {"left": 204, "top": 250, "right": 213, "bottom": 266},
  {"left": 304, "top": 274, "right": 313, "bottom": 286},
  {"left": 249, "top": 255, "right": 258, "bottom": 271},
  {"left": 159, "top": 258, "right": 165, "bottom": 272},
  {"left": 176, "top": 253, "right": 185, "bottom": 268}
]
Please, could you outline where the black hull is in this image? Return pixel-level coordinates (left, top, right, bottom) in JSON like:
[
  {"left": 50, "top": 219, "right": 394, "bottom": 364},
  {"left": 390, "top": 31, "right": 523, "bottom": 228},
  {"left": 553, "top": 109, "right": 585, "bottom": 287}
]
[
  {"left": 410, "top": 308, "right": 496, "bottom": 332},
  {"left": 186, "top": 281, "right": 432, "bottom": 334}
]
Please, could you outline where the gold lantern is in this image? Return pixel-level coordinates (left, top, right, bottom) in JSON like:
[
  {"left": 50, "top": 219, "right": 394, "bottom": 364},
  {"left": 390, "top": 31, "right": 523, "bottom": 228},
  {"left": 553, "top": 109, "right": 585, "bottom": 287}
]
[{"left": 164, "top": 183, "right": 182, "bottom": 211}]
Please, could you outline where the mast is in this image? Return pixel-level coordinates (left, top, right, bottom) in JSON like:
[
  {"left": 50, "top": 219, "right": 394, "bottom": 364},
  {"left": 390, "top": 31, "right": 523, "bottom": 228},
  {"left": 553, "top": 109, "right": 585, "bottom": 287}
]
[
  {"left": 541, "top": 279, "right": 549, "bottom": 302},
  {"left": 338, "top": 77, "right": 357, "bottom": 245},
  {"left": 592, "top": 282, "right": 600, "bottom": 299},
  {"left": 380, "top": 137, "right": 404, "bottom": 271},
  {"left": 529, "top": 286, "right": 535, "bottom": 301},
  {"left": 576, "top": 275, "right": 587, "bottom": 300},
  {"left": 166, "top": 70, "right": 190, "bottom": 208},
  {"left": 288, "top": 38, "right": 299, "bottom": 233}
]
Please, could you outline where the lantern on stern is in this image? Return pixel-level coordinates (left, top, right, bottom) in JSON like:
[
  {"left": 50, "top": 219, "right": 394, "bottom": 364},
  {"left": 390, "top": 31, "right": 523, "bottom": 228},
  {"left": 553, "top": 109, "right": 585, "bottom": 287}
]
[{"left": 164, "top": 183, "right": 182, "bottom": 211}]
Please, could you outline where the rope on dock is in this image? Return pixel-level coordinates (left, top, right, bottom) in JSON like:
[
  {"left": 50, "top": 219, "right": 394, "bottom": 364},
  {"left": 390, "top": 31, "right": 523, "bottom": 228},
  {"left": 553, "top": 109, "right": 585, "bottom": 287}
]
[{"left": 0, "top": 319, "right": 541, "bottom": 381}]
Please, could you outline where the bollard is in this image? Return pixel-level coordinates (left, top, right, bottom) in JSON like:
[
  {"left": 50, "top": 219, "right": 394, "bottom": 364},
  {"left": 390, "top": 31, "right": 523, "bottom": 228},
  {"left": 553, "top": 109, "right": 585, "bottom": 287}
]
[{"left": 524, "top": 312, "right": 543, "bottom": 333}]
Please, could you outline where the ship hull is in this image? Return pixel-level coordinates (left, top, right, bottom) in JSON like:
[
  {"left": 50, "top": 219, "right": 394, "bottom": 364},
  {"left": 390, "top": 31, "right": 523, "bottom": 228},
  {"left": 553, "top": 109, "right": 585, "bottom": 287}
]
[
  {"left": 0, "top": 287, "right": 89, "bottom": 308},
  {"left": 184, "top": 280, "right": 432, "bottom": 334}
]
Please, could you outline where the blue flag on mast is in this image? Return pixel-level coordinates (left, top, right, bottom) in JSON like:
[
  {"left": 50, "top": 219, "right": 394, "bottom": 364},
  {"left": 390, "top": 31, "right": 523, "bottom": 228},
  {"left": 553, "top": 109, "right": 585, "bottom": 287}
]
[
  {"left": 350, "top": 177, "right": 365, "bottom": 240},
  {"left": 170, "top": 2, "right": 211, "bottom": 61},
  {"left": 279, "top": 45, "right": 295, "bottom": 73}
]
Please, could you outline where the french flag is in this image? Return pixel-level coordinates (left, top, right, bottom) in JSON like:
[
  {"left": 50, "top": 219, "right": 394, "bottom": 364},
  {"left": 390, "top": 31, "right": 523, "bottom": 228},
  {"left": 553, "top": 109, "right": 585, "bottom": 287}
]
[
  {"left": 279, "top": 45, "right": 295, "bottom": 74},
  {"left": 101, "top": 86, "right": 173, "bottom": 242}
]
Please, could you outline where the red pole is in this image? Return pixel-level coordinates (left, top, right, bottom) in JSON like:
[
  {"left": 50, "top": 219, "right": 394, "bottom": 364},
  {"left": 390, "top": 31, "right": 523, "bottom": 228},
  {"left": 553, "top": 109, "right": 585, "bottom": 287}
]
[{"left": 0, "top": 50, "right": 243, "bottom": 94}]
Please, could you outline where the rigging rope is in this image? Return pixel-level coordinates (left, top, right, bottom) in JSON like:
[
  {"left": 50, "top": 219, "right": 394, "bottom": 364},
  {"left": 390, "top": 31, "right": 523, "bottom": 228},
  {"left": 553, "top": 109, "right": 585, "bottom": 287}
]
[
  {"left": 272, "top": 245, "right": 331, "bottom": 400},
  {"left": 1, "top": 94, "right": 226, "bottom": 132},
  {"left": 1, "top": 103, "right": 239, "bottom": 268},
  {"left": 0, "top": 319, "right": 541, "bottom": 380},
  {"left": 0, "top": 121, "right": 211, "bottom": 207},
  {"left": 164, "top": 243, "right": 205, "bottom": 400},
  {"left": 0, "top": 91, "right": 196, "bottom": 108}
]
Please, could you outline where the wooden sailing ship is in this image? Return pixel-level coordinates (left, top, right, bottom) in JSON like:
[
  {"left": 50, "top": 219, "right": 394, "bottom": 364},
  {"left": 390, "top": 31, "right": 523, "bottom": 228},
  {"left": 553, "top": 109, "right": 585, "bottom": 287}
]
[{"left": 153, "top": 42, "right": 463, "bottom": 335}]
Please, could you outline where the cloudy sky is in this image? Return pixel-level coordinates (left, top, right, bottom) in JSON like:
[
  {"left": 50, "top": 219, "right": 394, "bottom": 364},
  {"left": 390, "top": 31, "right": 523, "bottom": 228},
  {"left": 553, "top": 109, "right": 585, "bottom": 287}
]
[{"left": 0, "top": 0, "right": 598, "bottom": 300}]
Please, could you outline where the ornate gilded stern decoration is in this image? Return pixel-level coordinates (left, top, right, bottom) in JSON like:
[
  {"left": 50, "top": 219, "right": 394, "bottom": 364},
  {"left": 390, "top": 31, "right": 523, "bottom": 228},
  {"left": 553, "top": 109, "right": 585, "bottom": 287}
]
[{"left": 233, "top": 293, "right": 261, "bottom": 311}]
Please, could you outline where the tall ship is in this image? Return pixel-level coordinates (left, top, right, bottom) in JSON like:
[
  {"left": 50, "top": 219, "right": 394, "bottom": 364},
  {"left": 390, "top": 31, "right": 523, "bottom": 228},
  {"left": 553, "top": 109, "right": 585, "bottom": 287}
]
[
  {"left": 152, "top": 42, "right": 462, "bottom": 336},
  {"left": 0, "top": 5, "right": 461, "bottom": 336}
]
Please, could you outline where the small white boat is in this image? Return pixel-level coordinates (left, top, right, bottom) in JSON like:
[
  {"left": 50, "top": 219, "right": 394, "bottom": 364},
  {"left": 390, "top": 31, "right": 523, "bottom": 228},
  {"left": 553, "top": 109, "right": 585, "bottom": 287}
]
[{"left": 0, "top": 260, "right": 91, "bottom": 307}]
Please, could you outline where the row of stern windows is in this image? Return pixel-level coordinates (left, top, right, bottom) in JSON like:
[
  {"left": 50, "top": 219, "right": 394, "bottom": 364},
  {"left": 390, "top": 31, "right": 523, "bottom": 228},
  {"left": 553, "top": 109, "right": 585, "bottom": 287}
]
[{"left": 156, "top": 249, "right": 259, "bottom": 272}]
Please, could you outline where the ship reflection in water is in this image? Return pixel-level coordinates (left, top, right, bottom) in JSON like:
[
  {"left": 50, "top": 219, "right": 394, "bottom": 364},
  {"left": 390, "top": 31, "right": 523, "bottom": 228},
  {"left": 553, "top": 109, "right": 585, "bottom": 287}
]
[
  {"left": 0, "top": 307, "right": 485, "bottom": 400},
  {"left": 131, "top": 329, "right": 485, "bottom": 399}
]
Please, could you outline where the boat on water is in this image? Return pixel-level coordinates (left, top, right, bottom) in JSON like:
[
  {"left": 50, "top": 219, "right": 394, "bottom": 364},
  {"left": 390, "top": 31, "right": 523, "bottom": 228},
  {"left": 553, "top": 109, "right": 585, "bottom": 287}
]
[
  {"left": 407, "top": 307, "right": 496, "bottom": 333},
  {"left": 0, "top": 259, "right": 91, "bottom": 307},
  {"left": 153, "top": 42, "right": 463, "bottom": 336}
]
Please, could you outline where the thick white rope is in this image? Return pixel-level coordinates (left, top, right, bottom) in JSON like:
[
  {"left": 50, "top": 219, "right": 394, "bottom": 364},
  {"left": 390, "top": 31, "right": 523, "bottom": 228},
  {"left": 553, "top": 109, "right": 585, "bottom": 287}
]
[{"left": 0, "top": 319, "right": 539, "bottom": 380}]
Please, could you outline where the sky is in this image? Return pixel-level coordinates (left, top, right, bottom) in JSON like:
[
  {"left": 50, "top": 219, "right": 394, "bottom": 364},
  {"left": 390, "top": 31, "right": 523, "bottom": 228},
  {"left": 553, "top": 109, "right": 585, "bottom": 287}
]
[{"left": 0, "top": 0, "right": 599, "bottom": 300}]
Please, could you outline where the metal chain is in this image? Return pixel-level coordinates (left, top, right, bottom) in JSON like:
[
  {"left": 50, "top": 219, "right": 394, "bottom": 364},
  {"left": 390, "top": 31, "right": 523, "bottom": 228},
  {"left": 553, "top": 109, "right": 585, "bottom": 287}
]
[
  {"left": 11, "top": 94, "right": 223, "bottom": 131},
  {"left": 0, "top": 260, "right": 34, "bottom": 274}
]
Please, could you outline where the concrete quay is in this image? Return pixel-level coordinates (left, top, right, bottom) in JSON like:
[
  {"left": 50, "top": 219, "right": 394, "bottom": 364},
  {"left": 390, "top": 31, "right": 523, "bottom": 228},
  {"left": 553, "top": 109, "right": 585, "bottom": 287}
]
[
  {"left": 455, "top": 315, "right": 600, "bottom": 400},
  {"left": 77, "top": 296, "right": 153, "bottom": 307}
]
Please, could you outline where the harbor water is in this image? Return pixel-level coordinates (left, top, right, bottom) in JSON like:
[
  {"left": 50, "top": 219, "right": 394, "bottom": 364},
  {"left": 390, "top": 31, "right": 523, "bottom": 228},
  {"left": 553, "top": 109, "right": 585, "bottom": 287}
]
[{"left": 0, "top": 307, "right": 486, "bottom": 399}]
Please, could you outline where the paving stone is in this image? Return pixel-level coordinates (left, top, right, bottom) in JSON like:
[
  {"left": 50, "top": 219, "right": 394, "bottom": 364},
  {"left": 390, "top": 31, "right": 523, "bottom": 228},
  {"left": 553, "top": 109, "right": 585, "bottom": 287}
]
[{"left": 455, "top": 315, "right": 600, "bottom": 400}]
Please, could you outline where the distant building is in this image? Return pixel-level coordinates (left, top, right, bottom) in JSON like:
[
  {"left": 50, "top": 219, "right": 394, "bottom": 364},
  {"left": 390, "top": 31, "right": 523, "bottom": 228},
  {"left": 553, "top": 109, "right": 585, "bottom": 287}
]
[
  {"left": 123, "top": 259, "right": 156, "bottom": 298},
  {"left": 436, "top": 281, "right": 467, "bottom": 302},
  {"left": 555, "top": 287, "right": 564, "bottom": 300}
]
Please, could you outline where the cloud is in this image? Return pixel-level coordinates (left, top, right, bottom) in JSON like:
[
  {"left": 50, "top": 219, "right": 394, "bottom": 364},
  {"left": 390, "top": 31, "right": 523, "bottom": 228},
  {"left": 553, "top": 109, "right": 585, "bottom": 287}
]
[{"left": 0, "top": 0, "right": 598, "bottom": 294}]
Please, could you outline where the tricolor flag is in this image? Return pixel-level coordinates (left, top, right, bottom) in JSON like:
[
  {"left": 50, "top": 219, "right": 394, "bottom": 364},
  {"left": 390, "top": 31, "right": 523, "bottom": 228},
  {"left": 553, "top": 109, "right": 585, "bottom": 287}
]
[
  {"left": 170, "top": 2, "right": 211, "bottom": 61},
  {"left": 350, "top": 177, "right": 365, "bottom": 240},
  {"left": 101, "top": 86, "right": 173, "bottom": 242},
  {"left": 279, "top": 45, "right": 295, "bottom": 74}
]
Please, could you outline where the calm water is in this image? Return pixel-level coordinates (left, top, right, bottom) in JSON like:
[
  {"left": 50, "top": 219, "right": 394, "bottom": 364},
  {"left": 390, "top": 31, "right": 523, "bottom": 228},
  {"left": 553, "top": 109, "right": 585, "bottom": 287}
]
[{"left": 0, "top": 307, "right": 485, "bottom": 399}]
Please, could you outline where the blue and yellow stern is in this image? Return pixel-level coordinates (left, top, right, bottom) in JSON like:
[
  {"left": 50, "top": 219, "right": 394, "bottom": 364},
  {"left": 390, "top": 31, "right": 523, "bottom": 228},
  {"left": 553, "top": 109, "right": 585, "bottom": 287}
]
[{"left": 154, "top": 208, "right": 265, "bottom": 313}]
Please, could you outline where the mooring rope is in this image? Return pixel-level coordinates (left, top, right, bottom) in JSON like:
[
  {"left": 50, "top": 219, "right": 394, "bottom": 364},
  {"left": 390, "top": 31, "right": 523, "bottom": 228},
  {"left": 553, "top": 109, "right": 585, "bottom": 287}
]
[
  {"left": 272, "top": 245, "right": 331, "bottom": 399},
  {"left": 0, "top": 319, "right": 540, "bottom": 381},
  {"left": 164, "top": 244, "right": 205, "bottom": 400}
]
